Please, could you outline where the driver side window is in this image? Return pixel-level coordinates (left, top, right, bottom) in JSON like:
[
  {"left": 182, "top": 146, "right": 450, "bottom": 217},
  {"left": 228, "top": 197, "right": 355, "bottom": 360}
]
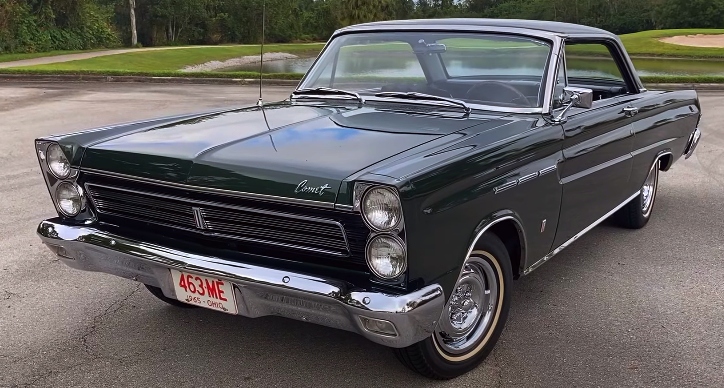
[{"left": 563, "top": 41, "right": 630, "bottom": 102}]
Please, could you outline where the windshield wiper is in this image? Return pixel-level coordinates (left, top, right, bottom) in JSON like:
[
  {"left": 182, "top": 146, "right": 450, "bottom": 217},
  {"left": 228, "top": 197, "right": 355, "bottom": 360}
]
[
  {"left": 291, "top": 87, "right": 365, "bottom": 104},
  {"left": 373, "top": 91, "right": 471, "bottom": 114}
]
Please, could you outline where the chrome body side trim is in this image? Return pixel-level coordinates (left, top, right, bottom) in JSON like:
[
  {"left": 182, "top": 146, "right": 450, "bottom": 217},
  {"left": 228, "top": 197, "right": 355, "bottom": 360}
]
[
  {"left": 560, "top": 154, "right": 631, "bottom": 184},
  {"left": 81, "top": 168, "right": 337, "bottom": 209},
  {"left": 494, "top": 165, "right": 556, "bottom": 194},
  {"left": 631, "top": 138, "right": 676, "bottom": 157},
  {"left": 517, "top": 172, "right": 539, "bottom": 184},
  {"left": 334, "top": 204, "right": 355, "bottom": 212},
  {"left": 494, "top": 181, "right": 518, "bottom": 194},
  {"left": 525, "top": 150, "right": 674, "bottom": 275},
  {"left": 539, "top": 165, "right": 558, "bottom": 175},
  {"left": 523, "top": 190, "right": 640, "bottom": 275},
  {"left": 37, "top": 219, "right": 444, "bottom": 349}
]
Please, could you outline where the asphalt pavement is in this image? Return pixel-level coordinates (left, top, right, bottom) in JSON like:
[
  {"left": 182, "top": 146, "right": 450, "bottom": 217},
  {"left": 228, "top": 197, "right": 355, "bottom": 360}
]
[{"left": 1, "top": 82, "right": 722, "bottom": 387}]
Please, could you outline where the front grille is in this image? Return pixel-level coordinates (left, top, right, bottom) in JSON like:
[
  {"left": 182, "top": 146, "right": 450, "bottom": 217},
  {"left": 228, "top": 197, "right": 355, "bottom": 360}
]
[{"left": 82, "top": 172, "right": 369, "bottom": 265}]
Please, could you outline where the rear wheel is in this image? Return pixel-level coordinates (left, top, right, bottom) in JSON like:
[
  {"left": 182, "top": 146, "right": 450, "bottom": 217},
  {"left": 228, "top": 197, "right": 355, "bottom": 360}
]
[
  {"left": 394, "top": 233, "right": 512, "bottom": 379},
  {"left": 615, "top": 160, "right": 659, "bottom": 229},
  {"left": 144, "top": 284, "right": 197, "bottom": 308}
]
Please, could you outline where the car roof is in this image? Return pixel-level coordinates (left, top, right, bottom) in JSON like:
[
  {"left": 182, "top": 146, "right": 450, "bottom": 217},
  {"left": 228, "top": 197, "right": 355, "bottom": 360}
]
[{"left": 336, "top": 18, "right": 616, "bottom": 39}]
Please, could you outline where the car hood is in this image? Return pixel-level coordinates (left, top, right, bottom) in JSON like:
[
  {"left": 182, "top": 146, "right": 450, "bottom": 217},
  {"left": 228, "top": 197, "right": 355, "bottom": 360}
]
[{"left": 81, "top": 102, "right": 507, "bottom": 204}]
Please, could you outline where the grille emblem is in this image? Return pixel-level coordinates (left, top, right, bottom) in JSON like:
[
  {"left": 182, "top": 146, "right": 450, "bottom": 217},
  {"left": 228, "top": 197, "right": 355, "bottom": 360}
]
[{"left": 192, "top": 207, "right": 208, "bottom": 229}]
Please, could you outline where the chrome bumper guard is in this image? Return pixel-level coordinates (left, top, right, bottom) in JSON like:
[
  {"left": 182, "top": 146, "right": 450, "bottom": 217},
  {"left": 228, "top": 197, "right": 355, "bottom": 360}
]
[
  {"left": 37, "top": 219, "right": 444, "bottom": 348},
  {"left": 684, "top": 127, "right": 701, "bottom": 159}
]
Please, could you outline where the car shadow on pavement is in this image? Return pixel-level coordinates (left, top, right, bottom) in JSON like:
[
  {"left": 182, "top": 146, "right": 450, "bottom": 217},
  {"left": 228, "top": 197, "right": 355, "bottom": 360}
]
[
  {"left": 102, "top": 220, "right": 637, "bottom": 386},
  {"left": 75, "top": 197, "right": 700, "bottom": 386}
]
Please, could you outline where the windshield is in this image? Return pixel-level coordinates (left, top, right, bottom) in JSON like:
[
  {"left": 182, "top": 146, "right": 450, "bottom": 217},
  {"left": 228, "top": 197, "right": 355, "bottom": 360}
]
[{"left": 298, "top": 32, "right": 552, "bottom": 110}]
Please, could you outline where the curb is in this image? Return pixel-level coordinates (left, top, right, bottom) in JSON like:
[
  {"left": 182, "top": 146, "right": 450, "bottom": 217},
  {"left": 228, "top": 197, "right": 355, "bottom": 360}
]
[
  {"left": 0, "top": 73, "right": 301, "bottom": 86},
  {"left": 644, "top": 83, "right": 724, "bottom": 91},
  {"left": 2, "top": 74, "right": 724, "bottom": 91}
]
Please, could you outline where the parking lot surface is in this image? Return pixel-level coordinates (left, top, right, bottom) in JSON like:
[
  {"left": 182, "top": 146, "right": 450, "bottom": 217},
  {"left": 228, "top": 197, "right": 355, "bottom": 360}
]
[{"left": 1, "top": 82, "right": 722, "bottom": 387}]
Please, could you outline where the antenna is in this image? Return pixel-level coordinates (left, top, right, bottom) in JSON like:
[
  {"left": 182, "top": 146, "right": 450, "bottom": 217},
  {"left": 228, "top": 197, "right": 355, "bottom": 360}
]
[
  {"left": 256, "top": 0, "right": 266, "bottom": 107},
  {"left": 256, "top": 0, "right": 275, "bottom": 151}
]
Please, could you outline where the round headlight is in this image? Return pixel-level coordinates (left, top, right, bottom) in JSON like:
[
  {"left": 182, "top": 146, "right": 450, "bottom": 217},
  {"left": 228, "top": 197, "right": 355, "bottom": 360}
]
[
  {"left": 366, "top": 235, "right": 407, "bottom": 279},
  {"left": 361, "top": 187, "right": 402, "bottom": 231},
  {"left": 46, "top": 143, "right": 71, "bottom": 179},
  {"left": 55, "top": 182, "right": 83, "bottom": 216}
]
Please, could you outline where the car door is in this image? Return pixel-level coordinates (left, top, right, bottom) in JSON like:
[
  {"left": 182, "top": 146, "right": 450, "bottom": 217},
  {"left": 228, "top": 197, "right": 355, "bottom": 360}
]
[{"left": 551, "top": 40, "right": 646, "bottom": 248}]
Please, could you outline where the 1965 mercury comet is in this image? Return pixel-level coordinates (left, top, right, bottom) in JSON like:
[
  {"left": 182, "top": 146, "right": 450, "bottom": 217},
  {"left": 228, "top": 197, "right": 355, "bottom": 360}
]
[{"left": 35, "top": 19, "right": 702, "bottom": 379}]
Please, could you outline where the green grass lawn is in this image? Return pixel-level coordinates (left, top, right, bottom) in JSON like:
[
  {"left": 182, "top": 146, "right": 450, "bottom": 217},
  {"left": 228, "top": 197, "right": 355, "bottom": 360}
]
[
  {"left": 0, "top": 68, "right": 304, "bottom": 80},
  {"left": 620, "top": 29, "right": 724, "bottom": 58},
  {"left": 13, "top": 44, "right": 323, "bottom": 72},
  {"left": 0, "top": 49, "right": 100, "bottom": 63}
]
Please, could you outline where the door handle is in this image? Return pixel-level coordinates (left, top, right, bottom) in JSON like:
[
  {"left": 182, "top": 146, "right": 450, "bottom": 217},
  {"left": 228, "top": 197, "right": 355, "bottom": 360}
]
[{"left": 622, "top": 106, "right": 639, "bottom": 117}]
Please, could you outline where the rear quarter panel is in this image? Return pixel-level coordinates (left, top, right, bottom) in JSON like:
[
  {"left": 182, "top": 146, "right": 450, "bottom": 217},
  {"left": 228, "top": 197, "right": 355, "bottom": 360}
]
[{"left": 623, "top": 89, "right": 701, "bottom": 194}]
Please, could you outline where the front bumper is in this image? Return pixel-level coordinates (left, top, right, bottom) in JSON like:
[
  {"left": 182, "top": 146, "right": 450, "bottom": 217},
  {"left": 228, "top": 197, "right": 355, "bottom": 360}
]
[{"left": 37, "top": 219, "right": 444, "bottom": 348}]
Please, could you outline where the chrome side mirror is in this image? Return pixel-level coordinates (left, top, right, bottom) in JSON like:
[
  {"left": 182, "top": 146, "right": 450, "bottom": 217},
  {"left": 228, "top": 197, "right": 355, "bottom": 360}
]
[
  {"left": 563, "top": 86, "right": 593, "bottom": 109},
  {"left": 553, "top": 86, "right": 593, "bottom": 122}
]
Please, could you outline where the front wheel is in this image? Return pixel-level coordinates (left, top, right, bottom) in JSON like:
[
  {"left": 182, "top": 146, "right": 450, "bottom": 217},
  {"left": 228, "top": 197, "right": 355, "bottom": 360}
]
[{"left": 394, "top": 233, "right": 512, "bottom": 379}]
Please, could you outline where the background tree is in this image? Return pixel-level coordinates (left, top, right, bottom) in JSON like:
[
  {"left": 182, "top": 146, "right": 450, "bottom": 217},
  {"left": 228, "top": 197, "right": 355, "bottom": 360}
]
[
  {"left": 2, "top": 0, "right": 723, "bottom": 53},
  {"left": 129, "top": 0, "right": 137, "bottom": 46}
]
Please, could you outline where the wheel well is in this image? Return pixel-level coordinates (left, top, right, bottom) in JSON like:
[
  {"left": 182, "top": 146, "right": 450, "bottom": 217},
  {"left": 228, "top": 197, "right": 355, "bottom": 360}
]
[
  {"left": 658, "top": 153, "right": 673, "bottom": 171},
  {"left": 486, "top": 220, "right": 523, "bottom": 279}
]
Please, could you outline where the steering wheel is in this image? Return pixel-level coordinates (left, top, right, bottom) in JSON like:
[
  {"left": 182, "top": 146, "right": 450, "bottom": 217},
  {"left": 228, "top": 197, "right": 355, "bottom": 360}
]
[{"left": 464, "top": 81, "right": 532, "bottom": 107}]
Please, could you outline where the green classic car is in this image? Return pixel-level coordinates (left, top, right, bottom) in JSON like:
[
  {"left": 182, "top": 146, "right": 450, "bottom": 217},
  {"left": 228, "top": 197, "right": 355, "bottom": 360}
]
[{"left": 35, "top": 19, "right": 702, "bottom": 379}]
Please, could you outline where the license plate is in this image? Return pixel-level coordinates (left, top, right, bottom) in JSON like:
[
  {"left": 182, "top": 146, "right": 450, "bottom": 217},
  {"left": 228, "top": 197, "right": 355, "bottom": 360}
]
[{"left": 170, "top": 270, "right": 238, "bottom": 314}]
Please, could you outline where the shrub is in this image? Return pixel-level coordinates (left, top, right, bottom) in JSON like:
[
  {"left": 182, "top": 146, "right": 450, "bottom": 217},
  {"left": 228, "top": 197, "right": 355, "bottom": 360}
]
[{"left": 0, "top": 0, "right": 118, "bottom": 54}]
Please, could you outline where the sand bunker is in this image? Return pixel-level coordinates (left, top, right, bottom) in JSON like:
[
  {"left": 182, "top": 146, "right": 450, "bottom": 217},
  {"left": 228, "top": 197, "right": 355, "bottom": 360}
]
[
  {"left": 660, "top": 34, "right": 724, "bottom": 48},
  {"left": 181, "top": 52, "right": 298, "bottom": 72}
]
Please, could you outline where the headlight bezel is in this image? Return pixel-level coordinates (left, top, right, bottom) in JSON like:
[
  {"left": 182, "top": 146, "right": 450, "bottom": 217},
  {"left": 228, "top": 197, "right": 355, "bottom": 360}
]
[
  {"left": 35, "top": 140, "right": 94, "bottom": 221},
  {"left": 359, "top": 185, "right": 404, "bottom": 233},
  {"left": 354, "top": 182, "right": 408, "bottom": 282},
  {"left": 365, "top": 233, "right": 408, "bottom": 280},
  {"left": 54, "top": 182, "right": 86, "bottom": 217},
  {"left": 45, "top": 143, "right": 72, "bottom": 179}
]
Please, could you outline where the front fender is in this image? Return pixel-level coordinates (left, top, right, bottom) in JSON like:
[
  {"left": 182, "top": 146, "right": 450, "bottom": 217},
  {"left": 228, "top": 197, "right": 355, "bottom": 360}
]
[{"left": 467, "top": 210, "right": 528, "bottom": 277}]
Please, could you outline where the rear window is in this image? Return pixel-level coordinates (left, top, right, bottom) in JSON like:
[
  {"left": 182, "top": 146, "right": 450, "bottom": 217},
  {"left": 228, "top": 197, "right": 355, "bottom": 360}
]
[{"left": 438, "top": 36, "right": 551, "bottom": 78}]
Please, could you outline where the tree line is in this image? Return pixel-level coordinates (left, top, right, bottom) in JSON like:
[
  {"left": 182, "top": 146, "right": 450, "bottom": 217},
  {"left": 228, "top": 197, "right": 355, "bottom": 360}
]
[{"left": 2, "top": 0, "right": 723, "bottom": 54}]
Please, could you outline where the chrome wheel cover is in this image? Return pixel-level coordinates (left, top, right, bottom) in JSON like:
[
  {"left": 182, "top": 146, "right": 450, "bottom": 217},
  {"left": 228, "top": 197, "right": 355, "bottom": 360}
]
[
  {"left": 435, "top": 256, "right": 499, "bottom": 355},
  {"left": 641, "top": 164, "right": 658, "bottom": 217}
]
